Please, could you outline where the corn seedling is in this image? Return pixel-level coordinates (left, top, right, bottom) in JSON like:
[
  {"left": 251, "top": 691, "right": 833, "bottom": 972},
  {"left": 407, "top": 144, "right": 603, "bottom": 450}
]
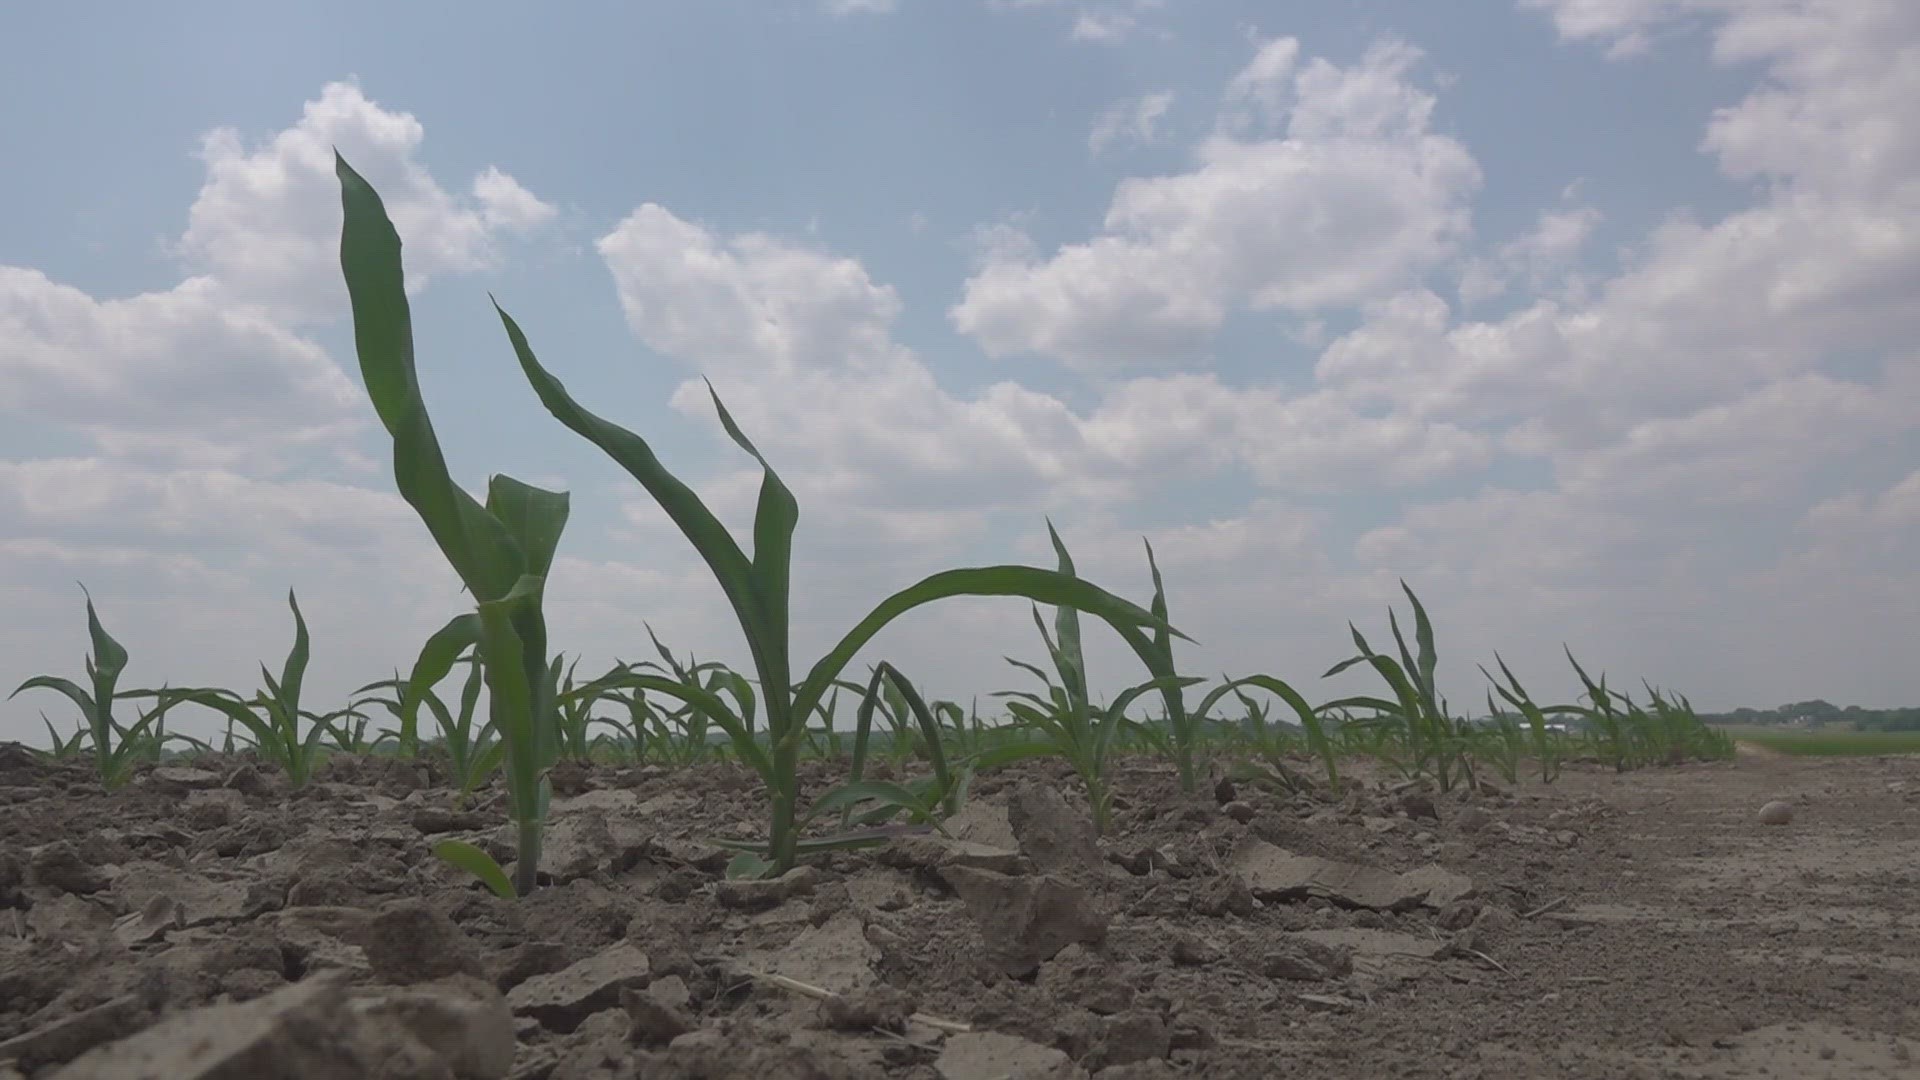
[
  {"left": 985, "top": 632, "right": 1190, "bottom": 832},
  {"left": 486, "top": 293, "right": 1181, "bottom": 876},
  {"left": 36, "top": 715, "right": 91, "bottom": 761},
  {"left": 14, "top": 587, "right": 182, "bottom": 788},
  {"left": 430, "top": 654, "right": 504, "bottom": 804},
  {"left": 160, "top": 590, "right": 363, "bottom": 787},
  {"left": 338, "top": 154, "right": 571, "bottom": 898},
  {"left": 1200, "top": 673, "right": 1340, "bottom": 795},
  {"left": 1480, "top": 653, "right": 1571, "bottom": 783},
  {"left": 1322, "top": 582, "right": 1479, "bottom": 793},
  {"left": 840, "top": 662, "right": 972, "bottom": 829},
  {"left": 1476, "top": 698, "right": 1528, "bottom": 786},
  {"left": 1563, "top": 648, "right": 1631, "bottom": 771}
]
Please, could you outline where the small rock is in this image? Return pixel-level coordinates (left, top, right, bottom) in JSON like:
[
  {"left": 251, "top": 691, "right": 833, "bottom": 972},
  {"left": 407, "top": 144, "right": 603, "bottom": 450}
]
[
  {"left": 621, "top": 986, "right": 697, "bottom": 1044},
  {"left": 1168, "top": 1013, "right": 1214, "bottom": 1050},
  {"left": 1085, "top": 1011, "right": 1170, "bottom": 1072},
  {"left": 1257, "top": 936, "right": 1353, "bottom": 981},
  {"left": 881, "top": 835, "right": 1028, "bottom": 874},
  {"left": 29, "top": 842, "right": 108, "bottom": 895},
  {"left": 715, "top": 865, "right": 828, "bottom": 910},
  {"left": 940, "top": 866, "right": 1109, "bottom": 977},
  {"left": 1758, "top": 800, "right": 1795, "bottom": 826},
  {"left": 490, "top": 940, "right": 570, "bottom": 992},
  {"left": 360, "top": 899, "right": 488, "bottom": 985},
  {"left": 410, "top": 807, "right": 491, "bottom": 835},
  {"left": 222, "top": 762, "right": 270, "bottom": 796},
  {"left": 150, "top": 766, "right": 221, "bottom": 790},
  {"left": 1436, "top": 900, "right": 1482, "bottom": 931},
  {"left": 1039, "top": 945, "right": 1134, "bottom": 1015},
  {"left": 1007, "top": 784, "right": 1104, "bottom": 873},
  {"left": 935, "top": 1030, "right": 1084, "bottom": 1080},
  {"left": 1191, "top": 875, "right": 1256, "bottom": 918},
  {"left": 643, "top": 975, "right": 691, "bottom": 1010},
  {"left": 346, "top": 974, "right": 516, "bottom": 1080},
  {"left": 1167, "top": 931, "right": 1223, "bottom": 967},
  {"left": 1398, "top": 792, "right": 1439, "bottom": 820},
  {"left": 0, "top": 995, "right": 148, "bottom": 1074},
  {"left": 815, "top": 985, "right": 916, "bottom": 1033},
  {"left": 507, "top": 941, "right": 652, "bottom": 1033},
  {"left": 46, "top": 974, "right": 448, "bottom": 1079}
]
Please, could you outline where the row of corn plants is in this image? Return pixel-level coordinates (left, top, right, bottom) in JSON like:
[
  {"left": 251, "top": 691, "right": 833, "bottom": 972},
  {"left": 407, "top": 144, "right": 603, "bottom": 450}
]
[{"left": 8, "top": 156, "right": 1732, "bottom": 895}]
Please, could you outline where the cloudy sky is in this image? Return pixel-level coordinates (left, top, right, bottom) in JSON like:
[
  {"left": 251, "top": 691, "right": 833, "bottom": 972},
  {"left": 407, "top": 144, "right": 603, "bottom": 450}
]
[{"left": 3, "top": 0, "right": 1916, "bottom": 744}]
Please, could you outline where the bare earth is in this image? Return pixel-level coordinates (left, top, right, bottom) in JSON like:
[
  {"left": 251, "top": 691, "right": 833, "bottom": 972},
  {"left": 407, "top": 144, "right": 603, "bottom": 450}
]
[{"left": 1, "top": 742, "right": 1916, "bottom": 1079}]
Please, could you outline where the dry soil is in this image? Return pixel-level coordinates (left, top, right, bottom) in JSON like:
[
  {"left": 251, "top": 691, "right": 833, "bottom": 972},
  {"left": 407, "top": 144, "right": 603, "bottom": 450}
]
[{"left": 1, "top": 743, "right": 1916, "bottom": 1079}]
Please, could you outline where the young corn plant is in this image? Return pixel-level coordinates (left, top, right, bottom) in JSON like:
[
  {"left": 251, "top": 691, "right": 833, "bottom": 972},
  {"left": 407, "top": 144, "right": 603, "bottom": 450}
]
[
  {"left": 553, "top": 657, "right": 632, "bottom": 762},
  {"left": 35, "top": 716, "right": 92, "bottom": 762},
  {"left": 1563, "top": 648, "right": 1631, "bottom": 771},
  {"left": 1480, "top": 653, "right": 1570, "bottom": 783},
  {"left": 1322, "top": 581, "right": 1478, "bottom": 793},
  {"left": 162, "top": 590, "right": 363, "bottom": 787},
  {"left": 356, "top": 637, "right": 504, "bottom": 798},
  {"left": 1132, "top": 538, "right": 1210, "bottom": 795},
  {"left": 338, "top": 153, "right": 571, "bottom": 898},
  {"left": 604, "top": 627, "right": 756, "bottom": 766},
  {"left": 489, "top": 304, "right": 1182, "bottom": 877},
  {"left": 1198, "top": 673, "right": 1340, "bottom": 795},
  {"left": 835, "top": 662, "right": 974, "bottom": 831},
  {"left": 977, "top": 529, "right": 1197, "bottom": 832},
  {"left": 427, "top": 655, "right": 504, "bottom": 804},
  {"left": 1476, "top": 697, "right": 1528, "bottom": 786},
  {"left": 13, "top": 587, "right": 175, "bottom": 788}
]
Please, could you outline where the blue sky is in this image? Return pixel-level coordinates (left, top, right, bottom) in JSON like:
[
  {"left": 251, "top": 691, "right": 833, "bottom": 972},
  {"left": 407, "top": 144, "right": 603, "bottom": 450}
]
[{"left": 3, "top": 0, "right": 1917, "bottom": 743}]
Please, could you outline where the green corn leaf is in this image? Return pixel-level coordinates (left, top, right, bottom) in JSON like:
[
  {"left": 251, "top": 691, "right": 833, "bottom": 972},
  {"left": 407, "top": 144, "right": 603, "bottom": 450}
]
[
  {"left": 79, "top": 585, "right": 128, "bottom": 685},
  {"left": 11, "top": 676, "right": 95, "bottom": 723},
  {"left": 793, "top": 565, "right": 1180, "bottom": 726},
  {"left": 1043, "top": 521, "right": 1090, "bottom": 710},
  {"left": 398, "top": 614, "right": 482, "bottom": 752},
  {"left": 801, "top": 779, "right": 945, "bottom": 828},
  {"left": 433, "top": 840, "right": 517, "bottom": 899},
  {"left": 706, "top": 382, "right": 798, "bottom": 730},
  {"left": 336, "top": 152, "right": 524, "bottom": 602},
  {"left": 492, "top": 302, "right": 765, "bottom": 664},
  {"left": 278, "top": 590, "right": 311, "bottom": 721}
]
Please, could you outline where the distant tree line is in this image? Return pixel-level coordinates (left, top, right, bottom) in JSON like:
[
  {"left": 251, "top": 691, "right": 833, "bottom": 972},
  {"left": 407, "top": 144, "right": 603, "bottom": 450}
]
[{"left": 1703, "top": 699, "right": 1920, "bottom": 732}]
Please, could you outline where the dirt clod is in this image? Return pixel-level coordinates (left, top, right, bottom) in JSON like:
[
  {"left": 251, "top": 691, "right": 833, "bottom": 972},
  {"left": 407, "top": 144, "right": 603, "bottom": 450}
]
[
  {"left": 362, "top": 899, "right": 489, "bottom": 985},
  {"left": 506, "top": 940, "right": 651, "bottom": 1033},
  {"left": 0, "top": 747, "right": 1911, "bottom": 1078},
  {"left": 1257, "top": 935, "right": 1354, "bottom": 981},
  {"left": 939, "top": 866, "right": 1109, "bottom": 977},
  {"left": 29, "top": 842, "right": 108, "bottom": 895},
  {"left": 935, "top": 1030, "right": 1084, "bottom": 1080}
]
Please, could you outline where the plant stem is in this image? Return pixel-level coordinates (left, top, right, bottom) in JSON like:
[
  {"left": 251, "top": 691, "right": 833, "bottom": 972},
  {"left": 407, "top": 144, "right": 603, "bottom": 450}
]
[{"left": 514, "top": 820, "right": 543, "bottom": 896}]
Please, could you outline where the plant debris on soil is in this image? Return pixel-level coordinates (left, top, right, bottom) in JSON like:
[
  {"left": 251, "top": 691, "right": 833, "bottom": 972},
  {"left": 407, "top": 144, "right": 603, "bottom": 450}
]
[{"left": 2, "top": 745, "right": 1917, "bottom": 1079}]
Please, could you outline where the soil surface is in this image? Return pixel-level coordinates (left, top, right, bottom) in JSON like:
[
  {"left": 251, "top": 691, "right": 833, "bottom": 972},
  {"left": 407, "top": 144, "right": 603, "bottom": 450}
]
[{"left": 1, "top": 742, "right": 1917, "bottom": 1079}]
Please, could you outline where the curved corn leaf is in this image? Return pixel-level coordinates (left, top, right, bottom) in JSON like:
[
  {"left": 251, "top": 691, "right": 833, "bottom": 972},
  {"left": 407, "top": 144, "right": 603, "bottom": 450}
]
[
  {"left": 792, "top": 565, "right": 1181, "bottom": 727},
  {"left": 433, "top": 840, "right": 517, "bottom": 899}
]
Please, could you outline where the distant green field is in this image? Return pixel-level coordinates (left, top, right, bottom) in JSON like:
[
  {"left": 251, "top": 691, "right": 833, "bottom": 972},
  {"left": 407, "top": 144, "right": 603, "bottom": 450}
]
[{"left": 1721, "top": 726, "right": 1920, "bottom": 757}]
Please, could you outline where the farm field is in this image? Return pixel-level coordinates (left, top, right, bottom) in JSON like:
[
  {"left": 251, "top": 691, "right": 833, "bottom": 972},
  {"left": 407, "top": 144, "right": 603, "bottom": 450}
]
[
  {"left": 1719, "top": 727, "right": 1920, "bottom": 759},
  {"left": 7, "top": 159, "right": 1918, "bottom": 1079},
  {"left": 2, "top": 744, "right": 1916, "bottom": 1079}
]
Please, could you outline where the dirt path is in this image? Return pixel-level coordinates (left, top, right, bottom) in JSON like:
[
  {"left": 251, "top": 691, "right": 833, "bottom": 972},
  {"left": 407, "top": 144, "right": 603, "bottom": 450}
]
[{"left": 1, "top": 746, "right": 1916, "bottom": 1078}]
